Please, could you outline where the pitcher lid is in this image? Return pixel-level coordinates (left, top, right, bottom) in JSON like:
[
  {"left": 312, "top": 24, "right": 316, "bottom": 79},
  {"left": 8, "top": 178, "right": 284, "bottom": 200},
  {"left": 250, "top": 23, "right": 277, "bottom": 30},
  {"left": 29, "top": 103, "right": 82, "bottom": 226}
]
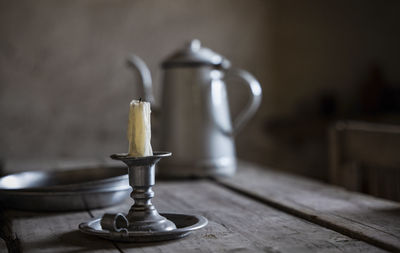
[{"left": 162, "top": 39, "right": 231, "bottom": 69}]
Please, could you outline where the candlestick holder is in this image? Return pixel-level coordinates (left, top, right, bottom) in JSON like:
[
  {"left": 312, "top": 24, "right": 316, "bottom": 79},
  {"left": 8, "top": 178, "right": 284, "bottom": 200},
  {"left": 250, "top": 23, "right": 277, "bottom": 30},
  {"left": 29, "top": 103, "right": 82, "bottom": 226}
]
[
  {"left": 110, "top": 152, "right": 176, "bottom": 232},
  {"left": 79, "top": 152, "right": 208, "bottom": 242}
]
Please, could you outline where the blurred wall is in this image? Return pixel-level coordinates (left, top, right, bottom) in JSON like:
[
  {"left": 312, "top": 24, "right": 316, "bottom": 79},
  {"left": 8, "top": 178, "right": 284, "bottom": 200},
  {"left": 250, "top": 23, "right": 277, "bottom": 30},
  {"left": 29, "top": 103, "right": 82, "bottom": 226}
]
[
  {"left": 0, "top": 0, "right": 274, "bottom": 159},
  {"left": 273, "top": 1, "right": 400, "bottom": 116},
  {"left": 1, "top": 0, "right": 400, "bottom": 162}
]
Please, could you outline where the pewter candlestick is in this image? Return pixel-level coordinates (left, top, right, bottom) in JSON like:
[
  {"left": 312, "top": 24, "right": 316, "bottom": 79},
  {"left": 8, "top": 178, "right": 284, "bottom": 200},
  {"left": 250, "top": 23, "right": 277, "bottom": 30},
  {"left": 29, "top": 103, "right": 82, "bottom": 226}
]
[
  {"left": 79, "top": 151, "right": 207, "bottom": 242},
  {"left": 110, "top": 152, "right": 176, "bottom": 232}
]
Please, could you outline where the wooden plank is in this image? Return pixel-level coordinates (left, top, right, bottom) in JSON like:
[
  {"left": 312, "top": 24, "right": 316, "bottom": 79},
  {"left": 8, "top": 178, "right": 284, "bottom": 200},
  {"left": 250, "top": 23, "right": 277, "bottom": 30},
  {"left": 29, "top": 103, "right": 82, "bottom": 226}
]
[
  {"left": 218, "top": 161, "right": 400, "bottom": 252},
  {"left": 0, "top": 208, "right": 119, "bottom": 253},
  {"left": 91, "top": 180, "right": 386, "bottom": 253}
]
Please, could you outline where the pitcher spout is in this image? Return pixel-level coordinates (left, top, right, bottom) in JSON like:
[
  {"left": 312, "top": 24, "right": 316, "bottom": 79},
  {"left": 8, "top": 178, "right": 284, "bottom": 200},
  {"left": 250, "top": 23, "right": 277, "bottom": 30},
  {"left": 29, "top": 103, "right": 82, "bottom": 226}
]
[{"left": 127, "top": 55, "right": 155, "bottom": 105}]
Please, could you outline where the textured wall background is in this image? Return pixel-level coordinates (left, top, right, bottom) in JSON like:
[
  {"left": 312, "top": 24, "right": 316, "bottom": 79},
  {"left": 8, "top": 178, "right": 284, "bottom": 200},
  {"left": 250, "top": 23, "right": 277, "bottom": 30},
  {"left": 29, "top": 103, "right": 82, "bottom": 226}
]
[
  {"left": 1, "top": 0, "right": 400, "bottom": 165},
  {"left": 0, "top": 0, "right": 274, "bottom": 160}
]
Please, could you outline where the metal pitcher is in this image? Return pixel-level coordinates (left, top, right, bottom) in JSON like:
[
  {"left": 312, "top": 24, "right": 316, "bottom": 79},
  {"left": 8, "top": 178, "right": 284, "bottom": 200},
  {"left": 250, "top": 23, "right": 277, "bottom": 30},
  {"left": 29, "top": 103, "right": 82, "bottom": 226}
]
[{"left": 128, "top": 39, "right": 262, "bottom": 178}]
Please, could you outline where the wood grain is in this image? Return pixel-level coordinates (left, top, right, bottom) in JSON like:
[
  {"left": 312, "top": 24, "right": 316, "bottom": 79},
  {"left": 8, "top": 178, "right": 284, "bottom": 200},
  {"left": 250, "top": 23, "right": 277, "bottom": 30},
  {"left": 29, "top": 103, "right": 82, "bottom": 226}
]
[
  {"left": 91, "top": 180, "right": 386, "bottom": 253},
  {"left": 0, "top": 209, "right": 118, "bottom": 253},
  {"left": 218, "top": 161, "right": 400, "bottom": 252}
]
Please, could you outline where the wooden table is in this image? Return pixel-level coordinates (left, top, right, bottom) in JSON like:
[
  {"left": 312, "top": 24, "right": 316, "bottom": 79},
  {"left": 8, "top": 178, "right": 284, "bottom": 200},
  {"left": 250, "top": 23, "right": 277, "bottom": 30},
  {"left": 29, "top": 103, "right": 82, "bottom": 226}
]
[{"left": 1, "top": 160, "right": 400, "bottom": 253}]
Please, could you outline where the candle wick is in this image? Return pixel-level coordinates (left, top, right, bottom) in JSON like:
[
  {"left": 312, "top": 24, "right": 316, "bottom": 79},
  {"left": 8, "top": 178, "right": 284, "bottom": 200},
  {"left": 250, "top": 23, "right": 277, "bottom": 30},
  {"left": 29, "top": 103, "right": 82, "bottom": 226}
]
[{"left": 139, "top": 97, "right": 142, "bottom": 103}]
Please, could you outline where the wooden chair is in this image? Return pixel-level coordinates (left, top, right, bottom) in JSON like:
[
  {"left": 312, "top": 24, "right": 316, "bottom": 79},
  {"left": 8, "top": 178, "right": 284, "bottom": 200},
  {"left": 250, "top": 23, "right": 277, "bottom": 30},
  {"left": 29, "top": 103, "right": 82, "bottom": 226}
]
[{"left": 329, "top": 121, "right": 400, "bottom": 202}]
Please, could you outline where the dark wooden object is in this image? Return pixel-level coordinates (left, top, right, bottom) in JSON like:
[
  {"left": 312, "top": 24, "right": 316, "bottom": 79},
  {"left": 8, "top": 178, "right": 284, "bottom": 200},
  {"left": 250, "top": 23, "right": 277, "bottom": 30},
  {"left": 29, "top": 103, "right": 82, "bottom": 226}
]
[
  {"left": 329, "top": 121, "right": 400, "bottom": 201},
  {"left": 1, "top": 160, "right": 399, "bottom": 252}
]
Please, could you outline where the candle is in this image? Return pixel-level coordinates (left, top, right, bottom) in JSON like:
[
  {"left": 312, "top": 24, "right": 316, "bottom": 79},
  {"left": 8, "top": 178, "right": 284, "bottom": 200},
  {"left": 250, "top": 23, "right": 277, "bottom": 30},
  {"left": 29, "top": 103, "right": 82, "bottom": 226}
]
[{"left": 127, "top": 99, "right": 153, "bottom": 157}]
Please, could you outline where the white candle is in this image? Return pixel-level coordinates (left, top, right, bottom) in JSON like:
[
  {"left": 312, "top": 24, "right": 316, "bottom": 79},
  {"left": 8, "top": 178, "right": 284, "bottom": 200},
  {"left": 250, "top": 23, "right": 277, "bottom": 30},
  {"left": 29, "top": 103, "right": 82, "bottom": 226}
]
[{"left": 127, "top": 99, "right": 153, "bottom": 157}]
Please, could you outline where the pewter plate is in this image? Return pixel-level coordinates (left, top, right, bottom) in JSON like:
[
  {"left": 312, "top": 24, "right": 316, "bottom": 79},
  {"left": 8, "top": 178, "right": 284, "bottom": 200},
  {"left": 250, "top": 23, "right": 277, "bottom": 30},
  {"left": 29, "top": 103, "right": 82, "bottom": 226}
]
[
  {"left": 79, "top": 213, "right": 208, "bottom": 242},
  {"left": 1, "top": 186, "right": 131, "bottom": 211},
  {"left": 0, "top": 166, "right": 130, "bottom": 211},
  {"left": 0, "top": 166, "right": 128, "bottom": 191}
]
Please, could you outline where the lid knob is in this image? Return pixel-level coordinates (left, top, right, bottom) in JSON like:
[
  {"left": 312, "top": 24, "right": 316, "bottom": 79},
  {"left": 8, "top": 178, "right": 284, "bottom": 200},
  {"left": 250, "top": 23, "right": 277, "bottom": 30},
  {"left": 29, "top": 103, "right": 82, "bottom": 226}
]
[{"left": 188, "top": 39, "right": 201, "bottom": 52}]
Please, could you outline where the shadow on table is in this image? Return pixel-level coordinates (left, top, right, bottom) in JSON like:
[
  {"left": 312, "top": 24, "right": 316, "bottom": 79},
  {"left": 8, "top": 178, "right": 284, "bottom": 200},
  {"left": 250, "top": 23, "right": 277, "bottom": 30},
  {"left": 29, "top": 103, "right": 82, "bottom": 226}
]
[
  {"left": 59, "top": 230, "right": 180, "bottom": 251},
  {"left": 25, "top": 230, "right": 117, "bottom": 253}
]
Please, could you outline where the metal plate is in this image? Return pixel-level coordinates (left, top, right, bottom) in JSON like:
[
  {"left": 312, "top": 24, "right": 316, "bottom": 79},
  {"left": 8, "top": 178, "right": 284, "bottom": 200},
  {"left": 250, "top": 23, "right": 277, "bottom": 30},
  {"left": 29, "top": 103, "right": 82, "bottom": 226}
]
[
  {"left": 0, "top": 166, "right": 131, "bottom": 211},
  {"left": 79, "top": 213, "right": 208, "bottom": 242},
  {"left": 1, "top": 186, "right": 131, "bottom": 211},
  {"left": 0, "top": 166, "right": 128, "bottom": 191}
]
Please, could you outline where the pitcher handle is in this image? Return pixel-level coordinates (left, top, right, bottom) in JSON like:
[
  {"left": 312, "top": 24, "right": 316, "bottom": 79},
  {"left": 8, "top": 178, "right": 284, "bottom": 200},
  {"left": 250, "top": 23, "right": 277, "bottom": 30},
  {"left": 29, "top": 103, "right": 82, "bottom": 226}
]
[
  {"left": 226, "top": 69, "right": 262, "bottom": 135},
  {"left": 127, "top": 55, "right": 155, "bottom": 104}
]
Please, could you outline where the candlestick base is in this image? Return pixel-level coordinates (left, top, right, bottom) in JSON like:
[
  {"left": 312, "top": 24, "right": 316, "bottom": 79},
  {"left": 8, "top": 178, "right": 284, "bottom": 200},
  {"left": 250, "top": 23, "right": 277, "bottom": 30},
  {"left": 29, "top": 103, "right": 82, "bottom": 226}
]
[{"left": 79, "top": 212, "right": 208, "bottom": 242}]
